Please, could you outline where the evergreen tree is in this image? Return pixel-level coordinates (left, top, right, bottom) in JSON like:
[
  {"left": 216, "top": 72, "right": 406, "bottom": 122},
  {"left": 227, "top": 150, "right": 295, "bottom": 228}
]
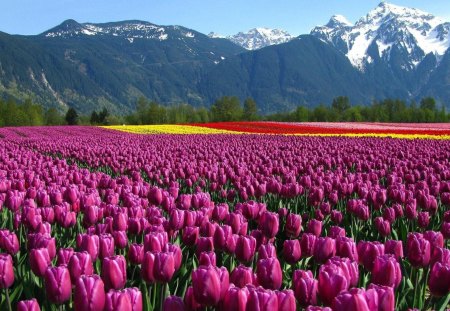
[
  {"left": 90, "top": 111, "right": 99, "bottom": 124},
  {"left": 65, "top": 108, "right": 79, "bottom": 125}
]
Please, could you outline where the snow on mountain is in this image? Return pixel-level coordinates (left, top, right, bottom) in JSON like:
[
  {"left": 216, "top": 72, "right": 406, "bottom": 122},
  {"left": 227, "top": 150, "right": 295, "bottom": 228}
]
[
  {"left": 219, "top": 28, "right": 293, "bottom": 50},
  {"left": 311, "top": 2, "right": 450, "bottom": 70},
  {"left": 43, "top": 20, "right": 197, "bottom": 42}
]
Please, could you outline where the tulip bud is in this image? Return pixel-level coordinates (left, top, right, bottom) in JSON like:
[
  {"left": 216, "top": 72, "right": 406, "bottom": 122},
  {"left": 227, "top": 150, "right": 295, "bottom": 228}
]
[
  {"left": 336, "top": 237, "right": 358, "bottom": 262},
  {"left": 333, "top": 288, "right": 369, "bottom": 311},
  {"left": 247, "top": 287, "right": 278, "bottom": 311},
  {"left": 407, "top": 233, "right": 430, "bottom": 267},
  {"left": 222, "top": 285, "right": 249, "bottom": 311},
  {"left": 441, "top": 222, "right": 450, "bottom": 240},
  {"left": 74, "top": 275, "right": 106, "bottom": 311},
  {"left": 331, "top": 210, "right": 343, "bottom": 225},
  {"left": 44, "top": 266, "right": 72, "bottom": 304},
  {"left": 99, "top": 234, "right": 115, "bottom": 260},
  {"left": 230, "top": 265, "right": 255, "bottom": 288},
  {"left": 0, "top": 231, "right": 19, "bottom": 255},
  {"left": 30, "top": 248, "right": 51, "bottom": 277},
  {"left": 307, "top": 219, "right": 322, "bottom": 237},
  {"left": 282, "top": 240, "right": 301, "bottom": 264},
  {"left": 418, "top": 212, "right": 430, "bottom": 229},
  {"left": 276, "top": 289, "right": 295, "bottom": 311},
  {"left": 384, "top": 240, "right": 403, "bottom": 260},
  {"left": 428, "top": 262, "right": 450, "bottom": 297},
  {"left": 104, "top": 289, "right": 132, "bottom": 311},
  {"left": 293, "top": 270, "right": 318, "bottom": 306},
  {"left": 301, "top": 233, "right": 317, "bottom": 258},
  {"left": 68, "top": 251, "right": 94, "bottom": 283},
  {"left": 199, "top": 251, "right": 216, "bottom": 266},
  {"left": 56, "top": 248, "right": 74, "bottom": 266},
  {"left": 141, "top": 252, "right": 155, "bottom": 283},
  {"left": 313, "top": 237, "right": 336, "bottom": 263},
  {"left": 153, "top": 252, "right": 176, "bottom": 283},
  {"left": 0, "top": 253, "right": 14, "bottom": 288},
  {"left": 258, "top": 243, "right": 277, "bottom": 260},
  {"left": 235, "top": 235, "right": 256, "bottom": 263},
  {"left": 366, "top": 283, "right": 395, "bottom": 311},
  {"left": 357, "top": 241, "right": 384, "bottom": 271},
  {"left": 431, "top": 247, "right": 450, "bottom": 266},
  {"left": 16, "top": 299, "right": 40, "bottom": 311},
  {"left": 182, "top": 226, "right": 199, "bottom": 247},
  {"left": 371, "top": 255, "right": 401, "bottom": 288},
  {"left": 164, "top": 244, "right": 182, "bottom": 271},
  {"left": 101, "top": 255, "right": 127, "bottom": 290},
  {"left": 125, "top": 287, "right": 143, "bottom": 311},
  {"left": 77, "top": 234, "right": 100, "bottom": 262},
  {"left": 192, "top": 265, "right": 221, "bottom": 306},
  {"left": 256, "top": 257, "right": 282, "bottom": 290},
  {"left": 113, "top": 231, "right": 128, "bottom": 249},
  {"left": 258, "top": 211, "right": 279, "bottom": 238},
  {"left": 163, "top": 295, "right": 185, "bottom": 311},
  {"left": 318, "top": 263, "right": 349, "bottom": 305},
  {"left": 285, "top": 213, "right": 302, "bottom": 238},
  {"left": 128, "top": 244, "right": 144, "bottom": 265}
]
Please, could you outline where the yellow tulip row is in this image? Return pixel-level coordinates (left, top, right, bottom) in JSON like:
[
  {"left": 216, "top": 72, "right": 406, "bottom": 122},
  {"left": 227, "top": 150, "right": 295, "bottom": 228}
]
[
  {"left": 103, "top": 125, "right": 450, "bottom": 140},
  {"left": 102, "top": 125, "right": 242, "bottom": 135}
]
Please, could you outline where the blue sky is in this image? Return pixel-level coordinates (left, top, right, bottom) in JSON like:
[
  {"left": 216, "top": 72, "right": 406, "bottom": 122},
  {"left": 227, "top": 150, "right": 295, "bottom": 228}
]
[{"left": 1, "top": 1, "right": 449, "bottom": 36}]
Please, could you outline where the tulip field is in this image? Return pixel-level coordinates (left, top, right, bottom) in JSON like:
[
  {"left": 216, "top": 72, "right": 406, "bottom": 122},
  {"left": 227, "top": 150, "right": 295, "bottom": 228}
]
[{"left": 0, "top": 122, "right": 449, "bottom": 311}]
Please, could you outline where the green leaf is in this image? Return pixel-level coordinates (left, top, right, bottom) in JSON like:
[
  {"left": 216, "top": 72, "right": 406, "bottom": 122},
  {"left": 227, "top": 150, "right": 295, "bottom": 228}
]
[{"left": 436, "top": 292, "right": 450, "bottom": 311}]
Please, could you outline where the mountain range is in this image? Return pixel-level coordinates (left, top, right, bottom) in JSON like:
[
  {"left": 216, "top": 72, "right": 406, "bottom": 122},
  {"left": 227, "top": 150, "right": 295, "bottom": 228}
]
[{"left": 0, "top": 2, "right": 449, "bottom": 114}]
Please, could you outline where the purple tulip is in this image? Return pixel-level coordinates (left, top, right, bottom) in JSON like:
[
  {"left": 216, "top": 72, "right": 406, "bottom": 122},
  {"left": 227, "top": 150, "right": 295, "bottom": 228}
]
[
  {"left": 357, "top": 241, "right": 385, "bottom": 271},
  {"left": 371, "top": 255, "right": 401, "bottom": 288},
  {"left": 68, "top": 251, "right": 94, "bottom": 283},
  {"left": 163, "top": 295, "right": 185, "bottom": 311},
  {"left": 153, "top": 251, "right": 176, "bottom": 283},
  {"left": 282, "top": 239, "right": 301, "bottom": 264},
  {"left": 331, "top": 210, "right": 343, "bottom": 224},
  {"left": 192, "top": 265, "right": 221, "bottom": 306},
  {"left": 307, "top": 219, "right": 322, "bottom": 237},
  {"left": 318, "top": 263, "right": 349, "bottom": 305},
  {"left": 44, "top": 266, "right": 72, "bottom": 304},
  {"left": 333, "top": 288, "right": 370, "bottom": 311},
  {"left": 292, "top": 270, "right": 318, "bottom": 306},
  {"left": 235, "top": 235, "right": 256, "bottom": 263},
  {"left": 199, "top": 251, "right": 216, "bottom": 266},
  {"left": 336, "top": 237, "right": 358, "bottom": 261},
  {"left": 407, "top": 233, "right": 430, "bottom": 267},
  {"left": 222, "top": 285, "right": 249, "bottom": 311},
  {"left": 428, "top": 262, "right": 450, "bottom": 297},
  {"left": 101, "top": 255, "right": 127, "bottom": 290},
  {"left": 125, "top": 287, "right": 143, "bottom": 311},
  {"left": 104, "top": 289, "right": 132, "bottom": 311},
  {"left": 258, "top": 211, "right": 279, "bottom": 238},
  {"left": 182, "top": 226, "right": 199, "bottom": 247},
  {"left": 431, "top": 247, "right": 450, "bottom": 266},
  {"left": 246, "top": 286, "right": 278, "bottom": 311},
  {"left": 164, "top": 243, "right": 182, "bottom": 271},
  {"left": 112, "top": 231, "right": 128, "bottom": 249},
  {"left": 276, "top": 289, "right": 295, "bottom": 311},
  {"left": 442, "top": 222, "right": 450, "bottom": 239},
  {"left": 230, "top": 265, "right": 255, "bottom": 288},
  {"left": 141, "top": 252, "right": 155, "bottom": 283},
  {"left": 74, "top": 275, "right": 106, "bottom": 311},
  {"left": 384, "top": 240, "right": 404, "bottom": 260},
  {"left": 128, "top": 243, "right": 144, "bottom": 265},
  {"left": 29, "top": 248, "right": 51, "bottom": 277},
  {"left": 300, "top": 233, "right": 317, "bottom": 258},
  {"left": 423, "top": 231, "right": 444, "bottom": 253},
  {"left": 77, "top": 234, "right": 100, "bottom": 261},
  {"left": 56, "top": 248, "right": 74, "bottom": 266},
  {"left": 256, "top": 257, "right": 282, "bottom": 290},
  {"left": 0, "top": 253, "right": 14, "bottom": 288},
  {"left": 285, "top": 213, "right": 302, "bottom": 238},
  {"left": 313, "top": 237, "right": 336, "bottom": 263},
  {"left": 17, "top": 299, "right": 41, "bottom": 311},
  {"left": 258, "top": 243, "right": 277, "bottom": 260},
  {"left": 366, "top": 284, "right": 395, "bottom": 311}
]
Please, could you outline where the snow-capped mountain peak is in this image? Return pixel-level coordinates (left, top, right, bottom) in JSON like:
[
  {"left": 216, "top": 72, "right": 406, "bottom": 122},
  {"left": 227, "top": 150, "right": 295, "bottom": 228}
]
[
  {"left": 42, "top": 20, "right": 198, "bottom": 42},
  {"left": 311, "top": 2, "right": 450, "bottom": 70},
  {"left": 327, "top": 15, "right": 353, "bottom": 28},
  {"left": 223, "top": 28, "right": 293, "bottom": 50}
]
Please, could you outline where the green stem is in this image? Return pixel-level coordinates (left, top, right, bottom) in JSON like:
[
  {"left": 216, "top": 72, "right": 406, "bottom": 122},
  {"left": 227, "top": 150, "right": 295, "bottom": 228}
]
[
  {"left": 5, "top": 288, "right": 12, "bottom": 311},
  {"left": 160, "top": 283, "right": 168, "bottom": 310}
]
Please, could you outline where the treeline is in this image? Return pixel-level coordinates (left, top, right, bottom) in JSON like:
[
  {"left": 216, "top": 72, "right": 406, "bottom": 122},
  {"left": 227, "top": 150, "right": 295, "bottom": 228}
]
[
  {"left": 267, "top": 96, "right": 449, "bottom": 123},
  {"left": 124, "top": 96, "right": 259, "bottom": 124},
  {"left": 0, "top": 95, "right": 449, "bottom": 127}
]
